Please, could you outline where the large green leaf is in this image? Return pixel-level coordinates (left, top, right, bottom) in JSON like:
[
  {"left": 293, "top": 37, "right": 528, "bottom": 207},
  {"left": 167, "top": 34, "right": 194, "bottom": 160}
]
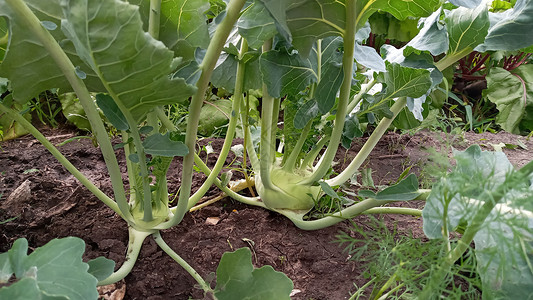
[
  {"left": 359, "top": 174, "right": 420, "bottom": 201},
  {"left": 0, "top": 237, "right": 102, "bottom": 300},
  {"left": 404, "top": 8, "right": 448, "bottom": 56},
  {"left": 215, "top": 248, "right": 293, "bottom": 300},
  {"left": 161, "top": 0, "right": 210, "bottom": 60},
  {"left": 259, "top": 0, "right": 440, "bottom": 56},
  {"left": 285, "top": 0, "right": 346, "bottom": 56},
  {"left": 315, "top": 36, "right": 344, "bottom": 113},
  {"left": 445, "top": 5, "right": 489, "bottom": 56},
  {"left": 211, "top": 51, "right": 262, "bottom": 92},
  {"left": 238, "top": 1, "right": 277, "bottom": 49},
  {"left": 360, "top": 62, "right": 432, "bottom": 115},
  {"left": 476, "top": 0, "right": 533, "bottom": 51},
  {"left": 260, "top": 48, "right": 317, "bottom": 98},
  {"left": 423, "top": 146, "right": 514, "bottom": 239},
  {"left": 422, "top": 146, "right": 533, "bottom": 298},
  {"left": 484, "top": 65, "right": 533, "bottom": 133},
  {"left": 0, "top": 0, "right": 104, "bottom": 104},
  {"left": 60, "top": 0, "right": 196, "bottom": 123},
  {"left": 142, "top": 133, "right": 189, "bottom": 157}
]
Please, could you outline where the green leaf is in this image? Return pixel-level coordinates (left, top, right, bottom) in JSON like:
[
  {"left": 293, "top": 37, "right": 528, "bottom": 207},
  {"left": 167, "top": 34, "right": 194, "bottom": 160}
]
[
  {"left": 473, "top": 214, "right": 533, "bottom": 299},
  {"left": 319, "top": 181, "right": 339, "bottom": 199},
  {"left": 423, "top": 145, "right": 515, "bottom": 239},
  {"left": 449, "top": 0, "right": 483, "bottom": 8},
  {"left": 356, "top": 0, "right": 442, "bottom": 39},
  {"left": 60, "top": 0, "right": 196, "bottom": 123},
  {"left": 143, "top": 133, "right": 189, "bottom": 157},
  {"left": 215, "top": 248, "right": 293, "bottom": 300},
  {"left": 160, "top": 0, "right": 211, "bottom": 60},
  {"left": 354, "top": 44, "right": 386, "bottom": 72},
  {"left": 0, "top": 16, "right": 7, "bottom": 61},
  {"left": 198, "top": 99, "right": 232, "bottom": 136},
  {"left": 260, "top": 48, "right": 317, "bottom": 98},
  {"left": 404, "top": 8, "right": 448, "bottom": 56},
  {"left": 361, "top": 62, "right": 431, "bottom": 115},
  {"left": 314, "top": 37, "right": 343, "bottom": 114},
  {"left": 0, "top": 252, "right": 11, "bottom": 283},
  {"left": 373, "top": 174, "right": 420, "bottom": 201},
  {"left": 484, "top": 65, "right": 533, "bottom": 133},
  {"left": 0, "top": 277, "right": 47, "bottom": 300},
  {"left": 341, "top": 114, "right": 363, "bottom": 149},
  {"left": 293, "top": 99, "right": 319, "bottom": 129},
  {"left": 211, "top": 52, "right": 262, "bottom": 93},
  {"left": 285, "top": 0, "right": 346, "bottom": 56},
  {"left": 173, "top": 60, "right": 202, "bottom": 85},
  {"left": 476, "top": 0, "right": 533, "bottom": 51},
  {"left": 87, "top": 257, "right": 115, "bottom": 282},
  {"left": 95, "top": 94, "right": 129, "bottom": 131},
  {"left": 0, "top": 237, "right": 100, "bottom": 300},
  {"left": 238, "top": 1, "right": 277, "bottom": 49},
  {"left": 0, "top": 0, "right": 104, "bottom": 104},
  {"left": 445, "top": 5, "right": 489, "bottom": 55}
]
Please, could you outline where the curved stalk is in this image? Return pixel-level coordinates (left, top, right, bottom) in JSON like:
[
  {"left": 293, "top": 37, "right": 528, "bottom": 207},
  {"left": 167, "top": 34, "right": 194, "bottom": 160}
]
[
  {"left": 152, "top": 231, "right": 212, "bottom": 295},
  {"left": 345, "top": 79, "right": 377, "bottom": 114},
  {"left": 2, "top": 0, "right": 131, "bottom": 221},
  {"left": 301, "top": 135, "right": 330, "bottom": 168},
  {"left": 186, "top": 39, "right": 249, "bottom": 208},
  {"left": 279, "top": 189, "right": 429, "bottom": 230},
  {"left": 282, "top": 121, "right": 312, "bottom": 172},
  {"left": 164, "top": 0, "right": 248, "bottom": 229},
  {"left": 240, "top": 94, "right": 260, "bottom": 171},
  {"left": 98, "top": 228, "right": 152, "bottom": 285},
  {"left": 0, "top": 103, "right": 123, "bottom": 216},
  {"left": 326, "top": 97, "right": 407, "bottom": 187},
  {"left": 300, "top": 0, "right": 358, "bottom": 185}
]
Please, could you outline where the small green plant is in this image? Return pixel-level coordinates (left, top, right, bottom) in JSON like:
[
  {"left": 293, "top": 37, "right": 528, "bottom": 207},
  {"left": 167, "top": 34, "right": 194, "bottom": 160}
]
[{"left": 336, "top": 218, "right": 481, "bottom": 299}]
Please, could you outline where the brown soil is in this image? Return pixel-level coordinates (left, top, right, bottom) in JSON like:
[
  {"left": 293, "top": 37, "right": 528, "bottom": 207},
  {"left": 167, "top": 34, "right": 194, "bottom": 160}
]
[{"left": 1, "top": 127, "right": 532, "bottom": 299}]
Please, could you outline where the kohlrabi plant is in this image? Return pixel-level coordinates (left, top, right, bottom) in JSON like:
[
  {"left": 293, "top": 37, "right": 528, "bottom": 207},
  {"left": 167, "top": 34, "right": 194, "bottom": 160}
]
[
  {"left": 0, "top": 0, "right": 292, "bottom": 298},
  {"left": 189, "top": 0, "right": 533, "bottom": 230}
]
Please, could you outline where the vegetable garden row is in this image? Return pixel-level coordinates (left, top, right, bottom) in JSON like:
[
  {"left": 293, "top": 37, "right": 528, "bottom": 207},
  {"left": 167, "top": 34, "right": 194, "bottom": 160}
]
[{"left": 0, "top": 0, "right": 532, "bottom": 299}]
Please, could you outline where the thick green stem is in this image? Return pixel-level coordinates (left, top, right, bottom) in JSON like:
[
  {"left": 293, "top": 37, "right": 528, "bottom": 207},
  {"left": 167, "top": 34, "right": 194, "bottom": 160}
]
[
  {"left": 152, "top": 231, "right": 212, "bottom": 295},
  {"left": 240, "top": 94, "right": 260, "bottom": 171},
  {"left": 122, "top": 131, "right": 138, "bottom": 203},
  {"left": 280, "top": 188, "right": 430, "bottom": 230},
  {"left": 282, "top": 121, "right": 312, "bottom": 172},
  {"left": 281, "top": 198, "right": 383, "bottom": 230},
  {"left": 98, "top": 228, "right": 152, "bottom": 285},
  {"left": 302, "top": 135, "right": 330, "bottom": 168},
  {"left": 326, "top": 97, "right": 407, "bottom": 187},
  {"left": 300, "top": 0, "right": 358, "bottom": 185},
  {"left": 345, "top": 79, "right": 377, "bottom": 114},
  {"left": 166, "top": 0, "right": 247, "bottom": 228},
  {"left": 187, "top": 39, "right": 249, "bottom": 208},
  {"left": 435, "top": 49, "right": 472, "bottom": 71},
  {"left": 148, "top": 0, "right": 161, "bottom": 39},
  {"left": 4, "top": 0, "right": 131, "bottom": 221},
  {"left": 258, "top": 39, "right": 279, "bottom": 190},
  {"left": 0, "top": 103, "right": 123, "bottom": 217}
]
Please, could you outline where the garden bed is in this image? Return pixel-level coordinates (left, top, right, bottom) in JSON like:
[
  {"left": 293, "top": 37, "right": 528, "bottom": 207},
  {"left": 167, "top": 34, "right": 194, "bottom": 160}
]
[{"left": 1, "top": 127, "right": 531, "bottom": 299}]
